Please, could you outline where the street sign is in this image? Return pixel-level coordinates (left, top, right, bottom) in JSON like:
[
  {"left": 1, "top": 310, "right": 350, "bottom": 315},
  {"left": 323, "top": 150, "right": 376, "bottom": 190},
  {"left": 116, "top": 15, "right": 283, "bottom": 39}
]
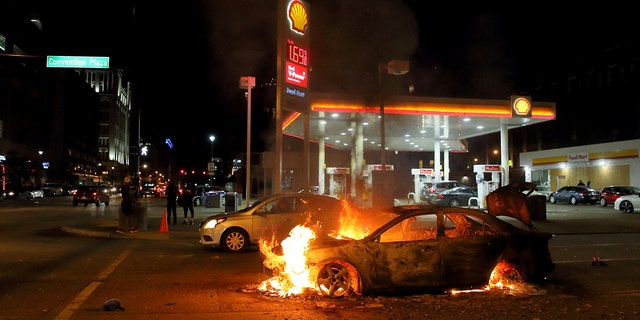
[{"left": 46, "top": 56, "right": 110, "bottom": 69}]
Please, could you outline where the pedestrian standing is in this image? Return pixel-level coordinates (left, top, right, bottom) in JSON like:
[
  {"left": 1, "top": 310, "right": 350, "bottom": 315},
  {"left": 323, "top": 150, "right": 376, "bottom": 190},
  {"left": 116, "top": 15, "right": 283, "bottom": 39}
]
[
  {"left": 117, "top": 176, "right": 141, "bottom": 233},
  {"left": 181, "top": 183, "right": 196, "bottom": 225},
  {"left": 165, "top": 181, "right": 178, "bottom": 225}
]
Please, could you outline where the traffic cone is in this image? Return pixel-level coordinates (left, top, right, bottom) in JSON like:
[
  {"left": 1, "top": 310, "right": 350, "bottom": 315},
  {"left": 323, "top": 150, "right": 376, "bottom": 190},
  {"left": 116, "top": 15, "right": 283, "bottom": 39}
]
[{"left": 157, "top": 210, "right": 169, "bottom": 233}]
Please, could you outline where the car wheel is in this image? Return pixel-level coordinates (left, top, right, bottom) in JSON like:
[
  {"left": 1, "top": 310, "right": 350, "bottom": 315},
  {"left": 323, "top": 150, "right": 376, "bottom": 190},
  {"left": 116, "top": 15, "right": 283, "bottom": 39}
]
[
  {"left": 194, "top": 198, "right": 201, "bottom": 206},
  {"left": 221, "top": 228, "right": 249, "bottom": 252},
  {"left": 316, "top": 260, "right": 359, "bottom": 297},
  {"left": 84, "top": 203, "right": 88, "bottom": 207},
  {"left": 449, "top": 199, "right": 461, "bottom": 207},
  {"left": 489, "top": 260, "right": 524, "bottom": 289},
  {"left": 619, "top": 201, "right": 634, "bottom": 213},
  {"left": 73, "top": 202, "right": 78, "bottom": 206},
  {"left": 600, "top": 198, "right": 607, "bottom": 206},
  {"left": 549, "top": 196, "right": 556, "bottom": 204},
  {"left": 570, "top": 197, "right": 577, "bottom": 205},
  {"left": 105, "top": 201, "right": 110, "bottom": 206}
]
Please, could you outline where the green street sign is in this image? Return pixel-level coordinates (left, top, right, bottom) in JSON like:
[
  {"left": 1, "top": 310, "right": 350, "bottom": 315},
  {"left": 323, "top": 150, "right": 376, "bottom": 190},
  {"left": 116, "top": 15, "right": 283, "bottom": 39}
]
[{"left": 46, "top": 56, "right": 110, "bottom": 69}]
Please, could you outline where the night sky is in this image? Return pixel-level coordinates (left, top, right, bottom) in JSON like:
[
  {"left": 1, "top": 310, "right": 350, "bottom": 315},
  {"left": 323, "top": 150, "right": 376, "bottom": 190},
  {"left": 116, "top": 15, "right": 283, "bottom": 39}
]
[{"left": 4, "top": 1, "right": 638, "bottom": 171}]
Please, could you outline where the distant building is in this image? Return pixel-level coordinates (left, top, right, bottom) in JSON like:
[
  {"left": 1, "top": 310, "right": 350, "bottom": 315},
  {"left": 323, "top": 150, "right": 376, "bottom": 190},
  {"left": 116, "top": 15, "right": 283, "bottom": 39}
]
[{"left": 1, "top": 21, "right": 133, "bottom": 189}]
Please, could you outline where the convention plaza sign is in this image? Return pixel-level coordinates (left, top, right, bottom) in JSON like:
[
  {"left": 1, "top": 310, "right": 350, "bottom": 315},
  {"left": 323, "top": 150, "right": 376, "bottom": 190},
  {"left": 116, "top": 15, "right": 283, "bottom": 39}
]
[{"left": 46, "top": 56, "right": 110, "bottom": 69}]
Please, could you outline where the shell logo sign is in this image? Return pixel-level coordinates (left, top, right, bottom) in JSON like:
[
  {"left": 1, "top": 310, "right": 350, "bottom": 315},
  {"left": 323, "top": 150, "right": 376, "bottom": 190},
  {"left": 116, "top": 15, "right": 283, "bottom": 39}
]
[
  {"left": 511, "top": 96, "right": 532, "bottom": 118},
  {"left": 288, "top": 0, "right": 308, "bottom": 34}
]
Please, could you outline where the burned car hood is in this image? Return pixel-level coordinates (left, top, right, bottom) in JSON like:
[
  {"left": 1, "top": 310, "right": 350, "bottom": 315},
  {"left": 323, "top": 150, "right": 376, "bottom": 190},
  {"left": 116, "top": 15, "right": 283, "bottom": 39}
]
[{"left": 486, "top": 182, "right": 538, "bottom": 229}]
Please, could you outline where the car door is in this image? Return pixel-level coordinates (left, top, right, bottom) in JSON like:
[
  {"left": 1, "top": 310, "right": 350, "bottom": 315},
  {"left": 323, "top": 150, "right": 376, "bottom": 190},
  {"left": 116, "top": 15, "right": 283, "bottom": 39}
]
[
  {"left": 458, "top": 187, "right": 475, "bottom": 204},
  {"left": 439, "top": 212, "right": 506, "bottom": 287},
  {"left": 372, "top": 213, "right": 443, "bottom": 289},
  {"left": 555, "top": 187, "right": 570, "bottom": 202},
  {"left": 252, "top": 196, "right": 304, "bottom": 244}
]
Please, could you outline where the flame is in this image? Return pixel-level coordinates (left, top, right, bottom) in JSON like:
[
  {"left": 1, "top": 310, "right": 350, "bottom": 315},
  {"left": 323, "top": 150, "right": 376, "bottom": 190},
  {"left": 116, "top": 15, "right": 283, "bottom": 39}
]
[
  {"left": 450, "top": 260, "right": 539, "bottom": 296},
  {"left": 259, "top": 225, "right": 317, "bottom": 297},
  {"left": 259, "top": 201, "right": 395, "bottom": 297}
]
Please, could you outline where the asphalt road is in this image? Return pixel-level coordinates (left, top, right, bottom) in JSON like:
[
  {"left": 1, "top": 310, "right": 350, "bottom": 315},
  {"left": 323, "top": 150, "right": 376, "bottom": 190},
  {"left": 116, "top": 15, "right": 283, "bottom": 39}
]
[{"left": 1, "top": 196, "right": 639, "bottom": 319}]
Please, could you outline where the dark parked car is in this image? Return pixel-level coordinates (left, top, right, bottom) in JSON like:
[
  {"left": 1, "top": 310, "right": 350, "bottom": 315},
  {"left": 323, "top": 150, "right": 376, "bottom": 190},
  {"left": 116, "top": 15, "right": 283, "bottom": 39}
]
[
  {"left": 193, "top": 186, "right": 225, "bottom": 206},
  {"left": 430, "top": 186, "right": 478, "bottom": 207},
  {"left": 72, "top": 185, "right": 111, "bottom": 206},
  {"left": 548, "top": 185, "right": 600, "bottom": 205},
  {"left": 42, "top": 183, "right": 64, "bottom": 197},
  {"left": 421, "top": 180, "right": 461, "bottom": 202},
  {"left": 599, "top": 185, "right": 640, "bottom": 206},
  {"left": 261, "top": 205, "right": 555, "bottom": 297}
]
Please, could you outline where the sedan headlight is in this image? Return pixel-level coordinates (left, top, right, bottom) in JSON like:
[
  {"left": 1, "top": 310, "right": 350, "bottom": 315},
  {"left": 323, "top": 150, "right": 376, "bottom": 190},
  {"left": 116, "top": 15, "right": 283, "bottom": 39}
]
[{"left": 202, "top": 216, "right": 227, "bottom": 229}]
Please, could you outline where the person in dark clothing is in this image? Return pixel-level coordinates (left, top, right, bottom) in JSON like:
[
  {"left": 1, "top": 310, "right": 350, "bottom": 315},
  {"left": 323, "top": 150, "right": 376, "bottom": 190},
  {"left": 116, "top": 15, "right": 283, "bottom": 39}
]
[
  {"left": 117, "top": 176, "right": 141, "bottom": 233},
  {"left": 165, "top": 181, "right": 178, "bottom": 225},
  {"left": 180, "top": 183, "right": 196, "bottom": 225}
]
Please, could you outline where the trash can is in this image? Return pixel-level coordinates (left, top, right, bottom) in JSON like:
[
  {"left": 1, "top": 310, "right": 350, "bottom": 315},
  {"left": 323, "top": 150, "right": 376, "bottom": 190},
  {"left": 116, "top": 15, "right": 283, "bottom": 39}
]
[
  {"left": 527, "top": 195, "right": 547, "bottom": 221},
  {"left": 225, "top": 192, "right": 240, "bottom": 213},
  {"left": 205, "top": 194, "right": 223, "bottom": 208}
]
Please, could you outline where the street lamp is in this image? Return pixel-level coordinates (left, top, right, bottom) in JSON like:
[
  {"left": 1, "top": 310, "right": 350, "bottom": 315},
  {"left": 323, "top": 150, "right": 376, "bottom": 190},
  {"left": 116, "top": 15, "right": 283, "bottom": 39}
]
[
  {"left": 209, "top": 135, "right": 215, "bottom": 161},
  {"left": 378, "top": 60, "right": 409, "bottom": 169},
  {"left": 209, "top": 135, "right": 216, "bottom": 185}
]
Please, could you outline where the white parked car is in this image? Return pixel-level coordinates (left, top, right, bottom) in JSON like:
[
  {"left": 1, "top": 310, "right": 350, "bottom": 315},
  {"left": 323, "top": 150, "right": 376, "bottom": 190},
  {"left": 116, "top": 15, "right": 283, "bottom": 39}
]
[
  {"left": 613, "top": 194, "right": 640, "bottom": 213},
  {"left": 198, "top": 193, "right": 347, "bottom": 252},
  {"left": 531, "top": 185, "right": 552, "bottom": 201}
]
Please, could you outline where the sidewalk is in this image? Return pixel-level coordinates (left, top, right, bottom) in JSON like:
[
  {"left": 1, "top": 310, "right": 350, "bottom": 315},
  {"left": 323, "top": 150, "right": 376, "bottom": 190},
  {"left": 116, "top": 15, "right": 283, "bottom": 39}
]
[{"left": 60, "top": 200, "right": 233, "bottom": 241}]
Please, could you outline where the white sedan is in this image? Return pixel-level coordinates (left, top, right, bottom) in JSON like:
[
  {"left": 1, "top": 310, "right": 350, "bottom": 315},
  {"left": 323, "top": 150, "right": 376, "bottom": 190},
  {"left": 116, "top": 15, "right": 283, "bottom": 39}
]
[{"left": 613, "top": 194, "right": 640, "bottom": 213}]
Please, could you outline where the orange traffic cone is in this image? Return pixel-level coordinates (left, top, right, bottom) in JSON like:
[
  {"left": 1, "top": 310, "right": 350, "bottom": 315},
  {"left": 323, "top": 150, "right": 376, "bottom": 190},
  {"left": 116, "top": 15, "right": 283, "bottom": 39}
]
[{"left": 157, "top": 210, "right": 169, "bottom": 233}]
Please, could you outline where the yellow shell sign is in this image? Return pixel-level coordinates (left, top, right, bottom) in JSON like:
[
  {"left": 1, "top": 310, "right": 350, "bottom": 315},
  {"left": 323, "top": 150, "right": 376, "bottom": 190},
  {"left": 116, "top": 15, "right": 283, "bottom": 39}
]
[
  {"left": 288, "top": 0, "right": 308, "bottom": 34},
  {"left": 511, "top": 96, "right": 531, "bottom": 117}
]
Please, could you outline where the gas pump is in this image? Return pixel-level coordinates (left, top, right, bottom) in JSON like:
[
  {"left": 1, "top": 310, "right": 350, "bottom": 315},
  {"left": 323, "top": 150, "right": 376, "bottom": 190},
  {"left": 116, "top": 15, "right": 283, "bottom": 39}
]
[
  {"left": 411, "top": 168, "right": 435, "bottom": 203},
  {"left": 363, "top": 164, "right": 394, "bottom": 208},
  {"left": 473, "top": 164, "right": 502, "bottom": 209},
  {"left": 326, "top": 167, "right": 349, "bottom": 200}
]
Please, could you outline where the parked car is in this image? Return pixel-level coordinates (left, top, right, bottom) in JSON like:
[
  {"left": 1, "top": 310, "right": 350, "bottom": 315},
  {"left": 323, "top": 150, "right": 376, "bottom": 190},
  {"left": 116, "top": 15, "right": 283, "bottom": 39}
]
[
  {"left": 548, "top": 185, "right": 600, "bottom": 205},
  {"left": 193, "top": 186, "right": 225, "bottom": 206},
  {"left": 531, "top": 185, "right": 552, "bottom": 201},
  {"left": 599, "top": 185, "right": 640, "bottom": 206},
  {"left": 613, "top": 194, "right": 640, "bottom": 213},
  {"left": 42, "top": 183, "right": 64, "bottom": 197},
  {"left": 421, "top": 180, "right": 461, "bottom": 202},
  {"left": 62, "top": 184, "right": 78, "bottom": 196},
  {"left": 261, "top": 205, "right": 555, "bottom": 297},
  {"left": 429, "top": 186, "right": 478, "bottom": 207},
  {"left": 198, "top": 193, "right": 346, "bottom": 252},
  {"left": 72, "top": 185, "right": 111, "bottom": 206},
  {"left": 3, "top": 185, "right": 44, "bottom": 199}
]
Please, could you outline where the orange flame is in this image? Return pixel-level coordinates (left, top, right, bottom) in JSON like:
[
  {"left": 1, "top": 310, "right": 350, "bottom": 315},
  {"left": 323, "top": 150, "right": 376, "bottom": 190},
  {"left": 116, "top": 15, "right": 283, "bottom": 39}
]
[{"left": 259, "top": 225, "right": 317, "bottom": 296}]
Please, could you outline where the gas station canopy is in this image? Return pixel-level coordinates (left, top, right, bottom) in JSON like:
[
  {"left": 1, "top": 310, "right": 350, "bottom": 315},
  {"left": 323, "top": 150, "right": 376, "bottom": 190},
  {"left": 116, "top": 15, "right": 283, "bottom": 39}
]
[{"left": 282, "top": 93, "right": 556, "bottom": 153}]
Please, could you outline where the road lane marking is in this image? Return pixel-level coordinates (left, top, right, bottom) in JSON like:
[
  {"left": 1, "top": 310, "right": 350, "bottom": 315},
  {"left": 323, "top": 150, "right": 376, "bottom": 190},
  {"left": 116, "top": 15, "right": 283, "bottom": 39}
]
[{"left": 54, "top": 244, "right": 137, "bottom": 320}]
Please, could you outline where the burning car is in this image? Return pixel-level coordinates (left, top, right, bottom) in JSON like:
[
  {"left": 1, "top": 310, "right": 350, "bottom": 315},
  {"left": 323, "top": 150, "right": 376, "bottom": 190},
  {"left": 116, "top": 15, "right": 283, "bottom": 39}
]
[{"left": 260, "top": 205, "right": 555, "bottom": 297}]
